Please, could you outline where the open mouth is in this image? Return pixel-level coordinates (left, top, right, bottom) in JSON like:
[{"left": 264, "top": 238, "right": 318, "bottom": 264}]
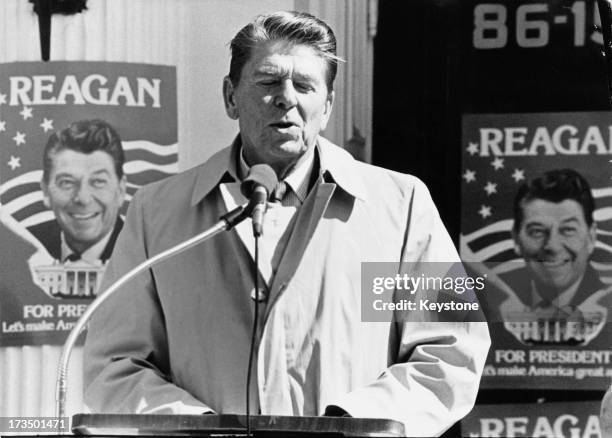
[
  {"left": 70, "top": 212, "right": 100, "bottom": 221},
  {"left": 270, "top": 121, "right": 297, "bottom": 129},
  {"left": 539, "top": 259, "right": 570, "bottom": 268}
]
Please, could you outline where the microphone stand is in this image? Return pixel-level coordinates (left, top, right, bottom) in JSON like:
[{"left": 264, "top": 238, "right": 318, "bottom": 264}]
[
  {"left": 245, "top": 236, "right": 260, "bottom": 438},
  {"left": 55, "top": 204, "right": 250, "bottom": 424}
]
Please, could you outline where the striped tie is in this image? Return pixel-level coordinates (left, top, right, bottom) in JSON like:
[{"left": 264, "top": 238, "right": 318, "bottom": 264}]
[
  {"left": 273, "top": 181, "right": 288, "bottom": 203},
  {"left": 65, "top": 253, "right": 81, "bottom": 262}
]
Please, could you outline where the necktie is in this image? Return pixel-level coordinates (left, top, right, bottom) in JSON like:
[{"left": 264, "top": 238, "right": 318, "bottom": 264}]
[
  {"left": 65, "top": 253, "right": 81, "bottom": 262},
  {"left": 273, "top": 181, "right": 288, "bottom": 203}
]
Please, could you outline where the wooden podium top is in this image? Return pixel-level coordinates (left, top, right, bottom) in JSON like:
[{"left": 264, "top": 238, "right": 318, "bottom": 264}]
[{"left": 70, "top": 413, "right": 406, "bottom": 437}]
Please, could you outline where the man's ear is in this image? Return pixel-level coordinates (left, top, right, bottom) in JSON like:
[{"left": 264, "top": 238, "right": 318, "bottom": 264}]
[
  {"left": 319, "top": 90, "right": 335, "bottom": 131},
  {"left": 588, "top": 221, "right": 597, "bottom": 255},
  {"left": 118, "top": 175, "right": 127, "bottom": 203},
  {"left": 223, "top": 76, "right": 239, "bottom": 120},
  {"left": 40, "top": 179, "right": 50, "bottom": 209}
]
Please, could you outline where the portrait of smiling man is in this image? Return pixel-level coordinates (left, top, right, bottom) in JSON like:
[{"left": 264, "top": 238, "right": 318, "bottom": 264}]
[
  {"left": 510, "top": 168, "right": 597, "bottom": 306},
  {"left": 28, "top": 119, "right": 126, "bottom": 264},
  {"left": 497, "top": 168, "right": 612, "bottom": 345}
]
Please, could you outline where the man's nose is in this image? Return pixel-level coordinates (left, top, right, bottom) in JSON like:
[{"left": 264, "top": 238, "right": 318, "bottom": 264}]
[
  {"left": 274, "top": 80, "right": 298, "bottom": 109},
  {"left": 543, "top": 230, "right": 564, "bottom": 252},
  {"left": 72, "top": 183, "right": 93, "bottom": 204}
]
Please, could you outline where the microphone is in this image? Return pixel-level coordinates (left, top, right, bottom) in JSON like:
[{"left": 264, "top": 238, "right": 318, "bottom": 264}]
[{"left": 241, "top": 164, "right": 278, "bottom": 237}]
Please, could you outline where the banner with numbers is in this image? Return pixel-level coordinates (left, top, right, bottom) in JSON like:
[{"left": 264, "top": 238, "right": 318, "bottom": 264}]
[
  {"left": 457, "top": 0, "right": 609, "bottom": 114},
  {"left": 0, "top": 61, "right": 177, "bottom": 346}
]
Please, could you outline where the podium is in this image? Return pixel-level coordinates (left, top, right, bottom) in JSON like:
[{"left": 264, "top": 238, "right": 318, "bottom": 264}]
[{"left": 67, "top": 414, "right": 406, "bottom": 437}]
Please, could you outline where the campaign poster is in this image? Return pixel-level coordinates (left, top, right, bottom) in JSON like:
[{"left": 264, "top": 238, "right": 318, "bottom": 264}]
[
  {"left": 461, "top": 401, "right": 601, "bottom": 437},
  {"left": 461, "top": 112, "right": 612, "bottom": 389},
  {"left": 0, "top": 62, "right": 177, "bottom": 346}
]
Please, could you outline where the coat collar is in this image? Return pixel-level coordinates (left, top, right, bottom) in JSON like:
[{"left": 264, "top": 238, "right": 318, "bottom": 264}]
[{"left": 190, "top": 135, "right": 366, "bottom": 207}]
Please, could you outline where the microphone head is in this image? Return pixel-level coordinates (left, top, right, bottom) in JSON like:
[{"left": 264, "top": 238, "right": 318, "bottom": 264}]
[{"left": 241, "top": 164, "right": 278, "bottom": 198}]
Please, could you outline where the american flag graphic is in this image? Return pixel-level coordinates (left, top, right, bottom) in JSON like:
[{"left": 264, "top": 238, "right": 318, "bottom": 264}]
[
  {"left": 460, "top": 112, "right": 612, "bottom": 282},
  {"left": 0, "top": 62, "right": 178, "bottom": 243}
]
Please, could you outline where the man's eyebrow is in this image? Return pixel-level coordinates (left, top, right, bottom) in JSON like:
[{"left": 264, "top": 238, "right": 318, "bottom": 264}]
[
  {"left": 560, "top": 217, "right": 581, "bottom": 225},
  {"left": 524, "top": 216, "right": 582, "bottom": 227},
  {"left": 253, "top": 66, "right": 282, "bottom": 77},
  {"left": 91, "top": 169, "right": 111, "bottom": 176},
  {"left": 54, "top": 172, "right": 77, "bottom": 180},
  {"left": 525, "top": 221, "right": 546, "bottom": 228},
  {"left": 253, "top": 68, "right": 317, "bottom": 82},
  {"left": 54, "top": 169, "right": 111, "bottom": 179}
]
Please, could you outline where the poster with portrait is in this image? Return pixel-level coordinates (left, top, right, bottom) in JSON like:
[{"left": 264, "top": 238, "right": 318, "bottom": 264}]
[
  {"left": 0, "top": 61, "right": 177, "bottom": 346},
  {"left": 461, "top": 111, "right": 612, "bottom": 389},
  {"left": 461, "top": 401, "right": 601, "bottom": 438}
]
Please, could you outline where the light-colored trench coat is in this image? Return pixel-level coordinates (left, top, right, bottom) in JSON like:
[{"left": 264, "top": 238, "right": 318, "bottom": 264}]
[{"left": 83, "top": 137, "right": 490, "bottom": 436}]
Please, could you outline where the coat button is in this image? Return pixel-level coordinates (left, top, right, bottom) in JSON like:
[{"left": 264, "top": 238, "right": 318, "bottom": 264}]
[{"left": 251, "top": 287, "right": 267, "bottom": 302}]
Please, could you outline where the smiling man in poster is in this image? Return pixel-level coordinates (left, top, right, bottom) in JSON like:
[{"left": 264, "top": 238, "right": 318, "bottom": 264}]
[
  {"left": 0, "top": 61, "right": 177, "bottom": 346},
  {"left": 499, "top": 169, "right": 612, "bottom": 346},
  {"left": 29, "top": 119, "right": 126, "bottom": 265}
]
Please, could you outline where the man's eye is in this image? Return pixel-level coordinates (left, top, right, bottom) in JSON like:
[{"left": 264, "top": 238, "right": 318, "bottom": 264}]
[
  {"left": 259, "top": 80, "right": 278, "bottom": 86},
  {"left": 527, "top": 229, "right": 546, "bottom": 238},
  {"left": 295, "top": 82, "right": 313, "bottom": 92},
  {"left": 56, "top": 179, "right": 75, "bottom": 189},
  {"left": 91, "top": 178, "right": 108, "bottom": 188},
  {"left": 561, "top": 227, "right": 577, "bottom": 236}
]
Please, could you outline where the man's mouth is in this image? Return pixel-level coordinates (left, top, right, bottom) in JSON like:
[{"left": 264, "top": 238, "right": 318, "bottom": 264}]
[
  {"left": 270, "top": 121, "right": 298, "bottom": 129},
  {"left": 538, "top": 259, "right": 570, "bottom": 268},
  {"left": 69, "top": 212, "right": 100, "bottom": 221}
]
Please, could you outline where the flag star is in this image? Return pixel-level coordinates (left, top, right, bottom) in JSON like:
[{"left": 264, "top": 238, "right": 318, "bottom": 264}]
[
  {"left": 491, "top": 157, "right": 505, "bottom": 170},
  {"left": 466, "top": 142, "right": 479, "bottom": 156},
  {"left": 20, "top": 106, "right": 33, "bottom": 120},
  {"left": 0, "top": 93, "right": 6, "bottom": 105},
  {"left": 463, "top": 169, "right": 476, "bottom": 183},
  {"left": 0, "top": 120, "right": 5, "bottom": 132},
  {"left": 7, "top": 155, "right": 21, "bottom": 170},
  {"left": 484, "top": 181, "right": 497, "bottom": 195},
  {"left": 12, "top": 131, "right": 26, "bottom": 146},
  {"left": 40, "top": 118, "right": 54, "bottom": 132},
  {"left": 478, "top": 205, "right": 492, "bottom": 219},
  {"left": 512, "top": 168, "right": 525, "bottom": 182}
]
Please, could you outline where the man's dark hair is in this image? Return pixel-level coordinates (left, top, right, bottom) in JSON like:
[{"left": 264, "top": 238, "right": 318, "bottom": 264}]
[
  {"left": 42, "top": 119, "right": 125, "bottom": 183},
  {"left": 228, "top": 10, "right": 342, "bottom": 91},
  {"left": 513, "top": 168, "right": 595, "bottom": 232}
]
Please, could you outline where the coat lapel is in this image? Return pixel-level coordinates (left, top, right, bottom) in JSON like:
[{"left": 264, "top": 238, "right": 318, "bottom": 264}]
[{"left": 263, "top": 181, "right": 336, "bottom": 322}]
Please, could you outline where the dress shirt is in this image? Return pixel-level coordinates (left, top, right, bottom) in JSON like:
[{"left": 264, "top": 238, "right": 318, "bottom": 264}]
[
  {"left": 528, "top": 276, "right": 582, "bottom": 310},
  {"left": 237, "top": 147, "right": 316, "bottom": 286},
  {"left": 61, "top": 228, "right": 114, "bottom": 263}
]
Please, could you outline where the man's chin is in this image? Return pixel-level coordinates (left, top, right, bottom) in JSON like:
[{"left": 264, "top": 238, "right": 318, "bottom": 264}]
[
  {"left": 533, "top": 272, "right": 576, "bottom": 292},
  {"left": 272, "top": 141, "right": 308, "bottom": 157},
  {"left": 64, "top": 229, "right": 104, "bottom": 249}
]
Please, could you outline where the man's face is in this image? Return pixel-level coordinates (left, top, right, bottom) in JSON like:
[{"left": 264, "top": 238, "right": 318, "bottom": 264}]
[
  {"left": 513, "top": 199, "right": 596, "bottom": 293},
  {"left": 223, "top": 40, "right": 334, "bottom": 175},
  {"left": 42, "top": 149, "right": 126, "bottom": 254}
]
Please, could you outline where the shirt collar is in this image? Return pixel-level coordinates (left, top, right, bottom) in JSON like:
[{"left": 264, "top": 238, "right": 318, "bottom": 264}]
[
  {"left": 61, "top": 228, "right": 114, "bottom": 264},
  {"left": 530, "top": 275, "right": 583, "bottom": 309},
  {"left": 190, "top": 135, "right": 366, "bottom": 206},
  {"left": 238, "top": 146, "right": 315, "bottom": 204}
]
